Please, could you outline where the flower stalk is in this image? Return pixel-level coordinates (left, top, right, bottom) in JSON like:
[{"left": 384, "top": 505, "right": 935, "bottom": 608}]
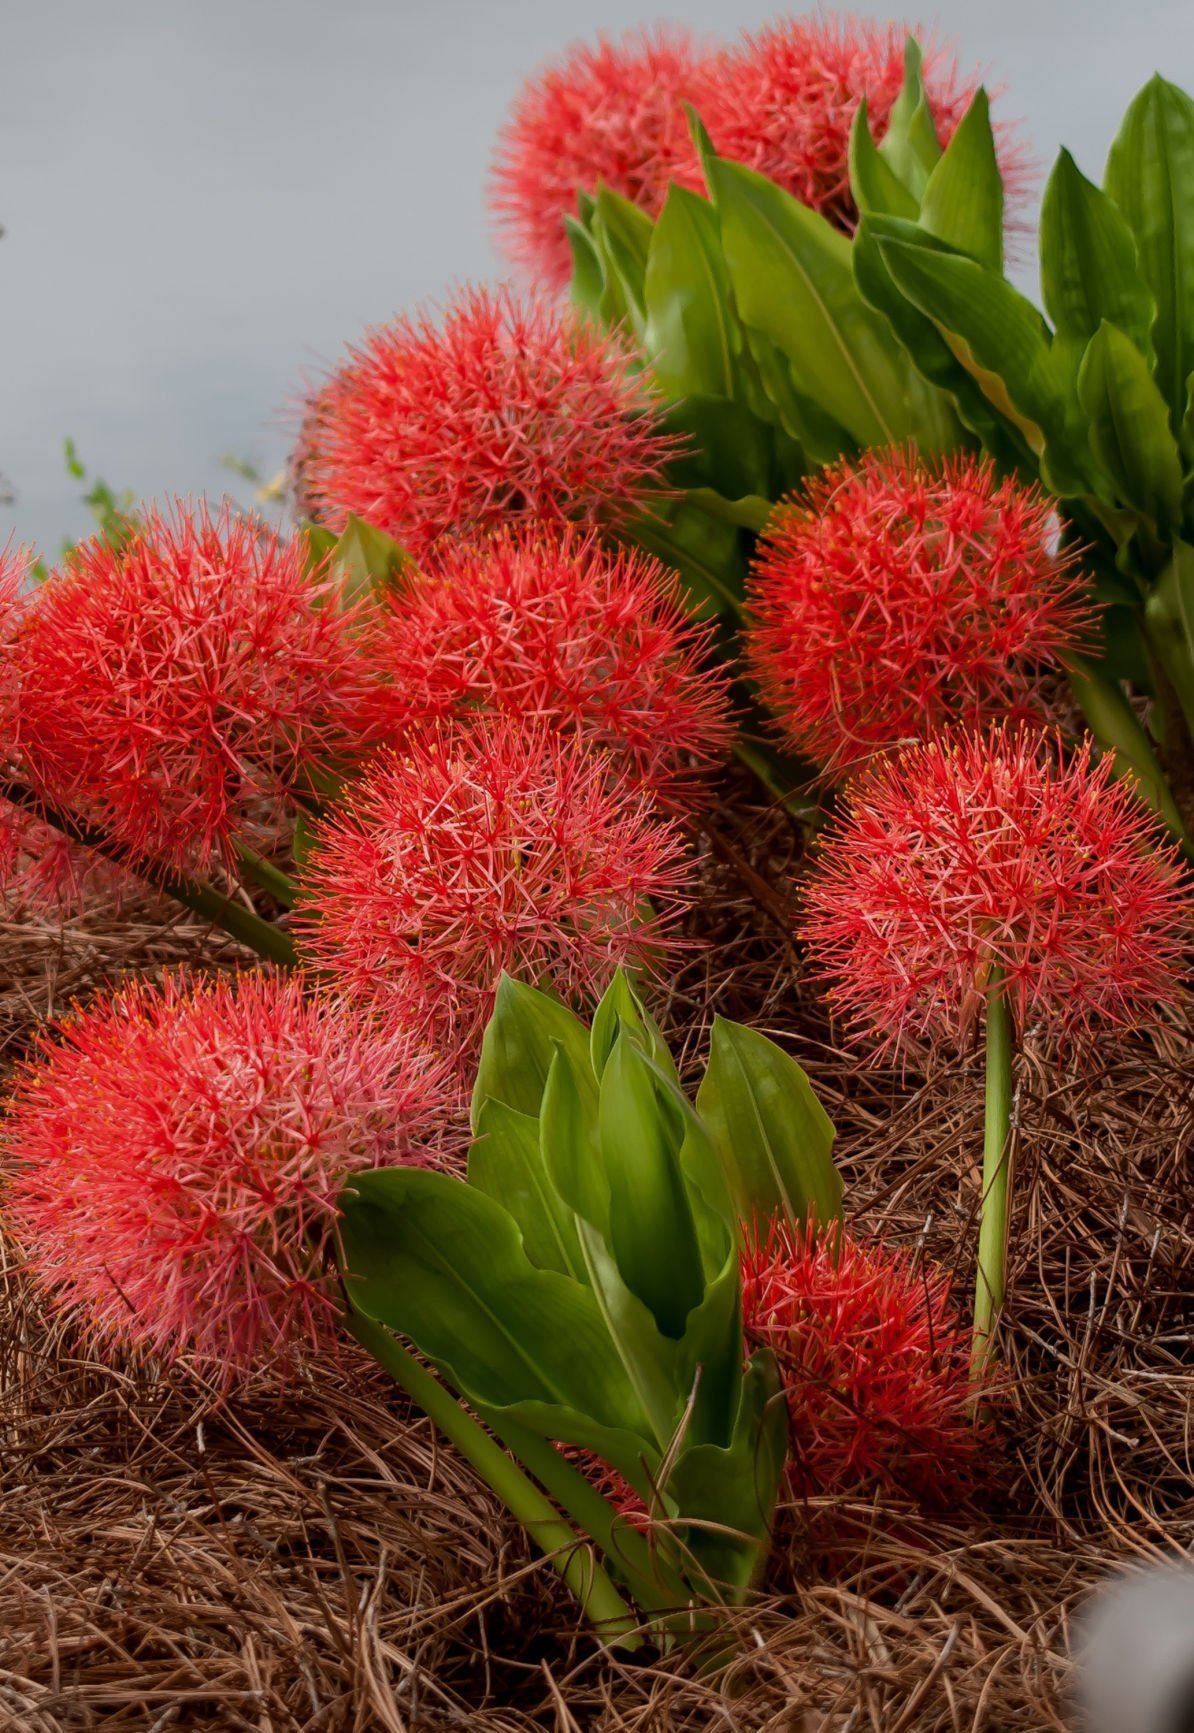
[{"left": 972, "top": 965, "right": 1014, "bottom": 1380}]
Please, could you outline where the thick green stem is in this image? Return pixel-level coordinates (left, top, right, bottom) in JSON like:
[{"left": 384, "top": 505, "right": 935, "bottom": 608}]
[
  {"left": 342, "top": 1306, "right": 643, "bottom": 1650},
  {"left": 972, "top": 969, "right": 1014, "bottom": 1382},
  {"left": 0, "top": 777, "right": 298, "bottom": 967},
  {"left": 234, "top": 843, "right": 298, "bottom": 909}
]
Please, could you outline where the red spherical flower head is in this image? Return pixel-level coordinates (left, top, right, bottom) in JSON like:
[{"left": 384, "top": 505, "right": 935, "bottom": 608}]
[
  {"left": 359, "top": 525, "right": 733, "bottom": 809},
  {"left": 801, "top": 728, "right": 1193, "bottom": 1059},
  {"left": 743, "top": 1217, "right": 981, "bottom": 1507},
  {"left": 698, "top": 15, "right": 1029, "bottom": 231},
  {"left": 300, "top": 284, "right": 678, "bottom": 562},
  {"left": 491, "top": 26, "right": 709, "bottom": 289},
  {"left": 16, "top": 502, "right": 375, "bottom": 874},
  {"left": 4, "top": 973, "right": 447, "bottom": 1378},
  {"left": 298, "top": 714, "right": 693, "bottom": 1056},
  {"left": 746, "top": 451, "right": 1090, "bottom": 777}
]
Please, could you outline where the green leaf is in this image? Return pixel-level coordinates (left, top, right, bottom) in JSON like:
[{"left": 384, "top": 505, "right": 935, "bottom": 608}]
[
  {"left": 469, "top": 1099, "right": 587, "bottom": 1282},
  {"left": 470, "top": 975, "right": 593, "bottom": 1131},
  {"left": 1183, "top": 371, "right": 1194, "bottom": 465},
  {"left": 340, "top": 1168, "right": 653, "bottom": 1443},
  {"left": 590, "top": 969, "right": 679, "bottom": 1084},
  {"left": 331, "top": 515, "right": 414, "bottom": 602},
  {"left": 682, "top": 488, "right": 774, "bottom": 532},
  {"left": 918, "top": 89, "right": 1003, "bottom": 271},
  {"left": 591, "top": 184, "right": 655, "bottom": 340},
  {"left": 666, "top": 1351, "right": 787, "bottom": 1599},
  {"left": 626, "top": 498, "right": 747, "bottom": 619},
  {"left": 599, "top": 1038, "right": 706, "bottom": 1340},
  {"left": 877, "top": 235, "right": 1090, "bottom": 492},
  {"left": 706, "top": 154, "right": 925, "bottom": 447},
  {"left": 1069, "top": 657, "right": 1189, "bottom": 844},
  {"left": 566, "top": 214, "right": 606, "bottom": 322},
  {"left": 644, "top": 184, "right": 736, "bottom": 398},
  {"left": 660, "top": 393, "right": 778, "bottom": 503},
  {"left": 1077, "top": 321, "right": 1185, "bottom": 530},
  {"left": 848, "top": 99, "right": 920, "bottom": 220},
  {"left": 1105, "top": 75, "right": 1194, "bottom": 424},
  {"left": 852, "top": 216, "right": 1005, "bottom": 460},
  {"left": 301, "top": 523, "right": 339, "bottom": 575},
  {"left": 696, "top": 1018, "right": 841, "bottom": 1231},
  {"left": 1040, "top": 148, "right": 1154, "bottom": 355},
  {"left": 877, "top": 37, "right": 943, "bottom": 197}
]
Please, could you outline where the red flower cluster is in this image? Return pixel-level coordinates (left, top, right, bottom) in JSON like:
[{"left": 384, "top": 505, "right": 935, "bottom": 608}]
[
  {"left": 746, "top": 452, "right": 1089, "bottom": 776},
  {"left": 801, "top": 728, "right": 1193, "bottom": 1057},
  {"left": 15, "top": 503, "right": 373, "bottom": 875},
  {"left": 358, "top": 526, "right": 732, "bottom": 806},
  {"left": 298, "top": 714, "right": 693, "bottom": 1055},
  {"left": 297, "top": 285, "right": 677, "bottom": 559},
  {"left": 491, "top": 26, "right": 709, "bottom": 288},
  {"left": 742, "top": 1218, "right": 981, "bottom": 1507},
  {"left": 4, "top": 973, "right": 445, "bottom": 1376},
  {"left": 698, "top": 16, "right": 1008, "bottom": 230}
]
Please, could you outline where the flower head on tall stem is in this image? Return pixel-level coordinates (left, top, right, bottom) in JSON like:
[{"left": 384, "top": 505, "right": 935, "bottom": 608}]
[
  {"left": 491, "top": 26, "right": 709, "bottom": 288},
  {"left": 4, "top": 973, "right": 447, "bottom": 1378},
  {"left": 297, "top": 285, "right": 678, "bottom": 560},
  {"left": 14, "top": 502, "right": 375, "bottom": 876},
  {"left": 746, "top": 452, "right": 1090, "bottom": 777},
  {"left": 298, "top": 714, "right": 693, "bottom": 1058},
  {"left": 698, "top": 15, "right": 1030, "bottom": 232},
  {"left": 801, "top": 727, "right": 1192, "bottom": 1059},
  {"left": 357, "top": 525, "right": 733, "bottom": 809}
]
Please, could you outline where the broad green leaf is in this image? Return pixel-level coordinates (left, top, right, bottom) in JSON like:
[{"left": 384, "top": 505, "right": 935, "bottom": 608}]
[
  {"left": 683, "top": 488, "right": 774, "bottom": 532},
  {"left": 1040, "top": 148, "right": 1154, "bottom": 355},
  {"left": 671, "top": 1222, "right": 741, "bottom": 1451},
  {"left": 340, "top": 1168, "right": 652, "bottom": 1440},
  {"left": 590, "top": 969, "right": 679, "bottom": 1084},
  {"left": 667, "top": 1351, "right": 787, "bottom": 1599},
  {"left": 469, "top": 1098, "right": 586, "bottom": 1281},
  {"left": 470, "top": 975, "right": 593, "bottom": 1130},
  {"left": 660, "top": 393, "right": 778, "bottom": 503},
  {"left": 644, "top": 184, "right": 736, "bottom": 398},
  {"left": 852, "top": 216, "right": 1004, "bottom": 460},
  {"left": 706, "top": 154, "right": 922, "bottom": 447},
  {"left": 599, "top": 1038, "right": 705, "bottom": 1340},
  {"left": 1077, "top": 321, "right": 1185, "bottom": 530},
  {"left": 566, "top": 214, "right": 606, "bottom": 322},
  {"left": 877, "top": 235, "right": 1091, "bottom": 492},
  {"left": 877, "top": 37, "right": 943, "bottom": 197},
  {"left": 301, "top": 523, "right": 338, "bottom": 574},
  {"left": 918, "top": 89, "right": 1003, "bottom": 271},
  {"left": 696, "top": 1018, "right": 841, "bottom": 1231},
  {"left": 848, "top": 100, "right": 920, "bottom": 219},
  {"left": 737, "top": 321, "right": 858, "bottom": 465},
  {"left": 1183, "top": 370, "right": 1194, "bottom": 465},
  {"left": 591, "top": 183, "right": 655, "bottom": 340},
  {"left": 1144, "top": 539, "right": 1194, "bottom": 700},
  {"left": 626, "top": 498, "right": 747, "bottom": 618},
  {"left": 331, "top": 515, "right": 413, "bottom": 602},
  {"left": 1069, "top": 657, "right": 1188, "bottom": 843},
  {"left": 1105, "top": 75, "right": 1194, "bottom": 424}
]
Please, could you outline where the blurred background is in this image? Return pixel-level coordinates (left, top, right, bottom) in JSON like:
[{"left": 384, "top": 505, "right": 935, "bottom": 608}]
[{"left": 3, "top": 0, "right": 1192, "bottom": 555}]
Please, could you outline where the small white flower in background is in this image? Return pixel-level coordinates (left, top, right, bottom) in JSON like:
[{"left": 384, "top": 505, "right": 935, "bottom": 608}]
[{"left": 1076, "top": 1565, "right": 1194, "bottom": 1733}]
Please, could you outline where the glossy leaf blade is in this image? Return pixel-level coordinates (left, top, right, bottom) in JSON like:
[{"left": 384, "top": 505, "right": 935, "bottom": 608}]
[
  {"left": 1040, "top": 148, "right": 1154, "bottom": 355},
  {"left": 1077, "top": 321, "right": 1185, "bottom": 530},
  {"left": 470, "top": 974, "right": 593, "bottom": 1130},
  {"left": 644, "top": 183, "right": 736, "bottom": 398},
  {"left": 918, "top": 89, "right": 1003, "bottom": 271},
  {"left": 469, "top": 1098, "right": 587, "bottom": 1281}
]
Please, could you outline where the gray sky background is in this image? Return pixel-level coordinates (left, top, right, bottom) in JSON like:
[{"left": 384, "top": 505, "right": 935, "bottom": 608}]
[{"left": 4, "top": 0, "right": 1192, "bottom": 555}]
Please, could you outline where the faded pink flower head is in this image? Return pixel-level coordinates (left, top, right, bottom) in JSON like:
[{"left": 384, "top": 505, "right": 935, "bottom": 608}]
[
  {"left": 296, "top": 284, "right": 678, "bottom": 560},
  {"left": 298, "top": 714, "right": 694, "bottom": 1057},
  {"left": 801, "top": 728, "right": 1193, "bottom": 1057},
  {"left": 357, "top": 525, "right": 733, "bottom": 809},
  {"left": 4, "top": 973, "right": 447, "bottom": 1378}
]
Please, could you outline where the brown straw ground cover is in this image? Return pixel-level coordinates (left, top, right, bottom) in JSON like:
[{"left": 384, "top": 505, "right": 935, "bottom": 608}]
[{"left": 0, "top": 786, "right": 1189, "bottom": 1731}]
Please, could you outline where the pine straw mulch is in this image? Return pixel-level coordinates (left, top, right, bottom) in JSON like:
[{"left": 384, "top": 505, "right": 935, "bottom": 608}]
[{"left": 0, "top": 782, "right": 1190, "bottom": 1731}]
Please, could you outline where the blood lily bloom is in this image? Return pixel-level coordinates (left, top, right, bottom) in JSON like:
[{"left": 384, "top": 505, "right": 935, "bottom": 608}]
[
  {"left": 358, "top": 526, "right": 733, "bottom": 807},
  {"left": 698, "top": 15, "right": 1025, "bottom": 232},
  {"left": 742, "top": 1218, "right": 980, "bottom": 1506},
  {"left": 491, "top": 25, "right": 708, "bottom": 288},
  {"left": 297, "top": 284, "right": 678, "bottom": 561},
  {"left": 298, "top": 715, "right": 693, "bottom": 1057},
  {"left": 801, "top": 728, "right": 1193, "bottom": 1368},
  {"left": 15, "top": 502, "right": 374, "bottom": 876},
  {"left": 4, "top": 973, "right": 446, "bottom": 1377},
  {"left": 746, "top": 452, "right": 1089, "bottom": 777}
]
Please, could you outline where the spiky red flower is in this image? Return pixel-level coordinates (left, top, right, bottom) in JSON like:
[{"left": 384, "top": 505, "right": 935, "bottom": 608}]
[
  {"left": 298, "top": 715, "right": 693, "bottom": 1055},
  {"left": 801, "top": 728, "right": 1193, "bottom": 1057},
  {"left": 298, "top": 284, "right": 677, "bottom": 560},
  {"left": 746, "top": 452, "right": 1089, "bottom": 776},
  {"left": 3, "top": 973, "right": 445, "bottom": 1377},
  {"left": 698, "top": 15, "right": 1028, "bottom": 231},
  {"left": 743, "top": 1218, "right": 981, "bottom": 1506},
  {"left": 357, "top": 526, "right": 732, "bottom": 807},
  {"left": 14, "top": 502, "right": 374, "bottom": 875},
  {"left": 491, "top": 26, "right": 709, "bottom": 288}
]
